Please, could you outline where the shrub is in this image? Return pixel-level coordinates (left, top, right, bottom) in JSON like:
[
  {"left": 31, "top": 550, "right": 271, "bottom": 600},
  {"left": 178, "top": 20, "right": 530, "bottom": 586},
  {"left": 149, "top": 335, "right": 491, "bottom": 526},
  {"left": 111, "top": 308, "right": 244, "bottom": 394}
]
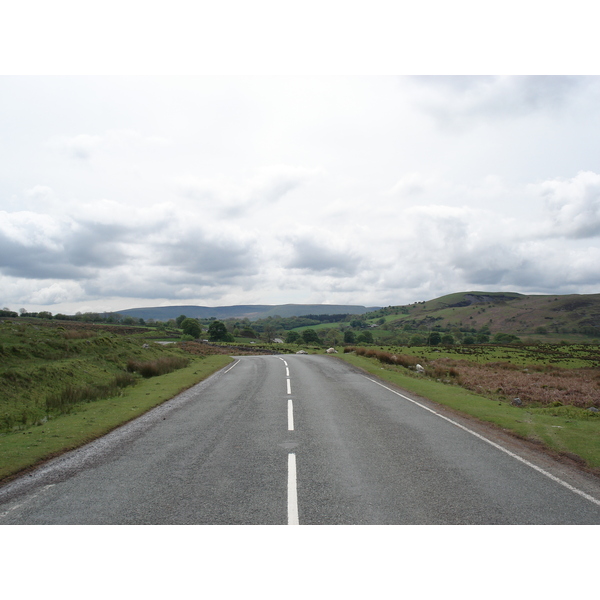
[{"left": 126, "top": 356, "right": 189, "bottom": 378}]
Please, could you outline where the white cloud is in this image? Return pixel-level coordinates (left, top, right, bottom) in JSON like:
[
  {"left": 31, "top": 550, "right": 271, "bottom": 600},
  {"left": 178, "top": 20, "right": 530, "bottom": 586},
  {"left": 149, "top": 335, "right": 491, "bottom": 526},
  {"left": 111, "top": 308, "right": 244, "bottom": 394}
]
[
  {"left": 408, "top": 76, "right": 587, "bottom": 131},
  {"left": 2, "top": 76, "right": 600, "bottom": 313},
  {"left": 46, "top": 129, "right": 170, "bottom": 160},
  {"left": 178, "top": 164, "right": 321, "bottom": 216},
  {"left": 536, "top": 171, "right": 600, "bottom": 238}
]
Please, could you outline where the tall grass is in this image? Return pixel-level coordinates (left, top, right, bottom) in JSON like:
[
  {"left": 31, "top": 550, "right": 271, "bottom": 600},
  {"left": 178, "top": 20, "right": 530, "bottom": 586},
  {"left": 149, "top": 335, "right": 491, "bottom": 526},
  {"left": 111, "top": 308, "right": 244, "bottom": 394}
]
[
  {"left": 45, "top": 372, "right": 138, "bottom": 415},
  {"left": 126, "top": 356, "right": 189, "bottom": 378}
]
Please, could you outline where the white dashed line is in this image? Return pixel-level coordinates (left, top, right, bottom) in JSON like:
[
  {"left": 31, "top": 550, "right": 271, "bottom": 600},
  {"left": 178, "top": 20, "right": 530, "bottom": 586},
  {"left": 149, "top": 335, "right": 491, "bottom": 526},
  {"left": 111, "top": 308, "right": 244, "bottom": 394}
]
[{"left": 288, "top": 453, "right": 299, "bottom": 525}]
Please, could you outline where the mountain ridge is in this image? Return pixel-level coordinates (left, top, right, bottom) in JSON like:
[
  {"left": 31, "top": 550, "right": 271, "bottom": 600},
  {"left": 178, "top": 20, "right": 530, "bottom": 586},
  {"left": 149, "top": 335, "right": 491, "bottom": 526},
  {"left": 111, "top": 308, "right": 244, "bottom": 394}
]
[{"left": 112, "top": 303, "right": 381, "bottom": 321}]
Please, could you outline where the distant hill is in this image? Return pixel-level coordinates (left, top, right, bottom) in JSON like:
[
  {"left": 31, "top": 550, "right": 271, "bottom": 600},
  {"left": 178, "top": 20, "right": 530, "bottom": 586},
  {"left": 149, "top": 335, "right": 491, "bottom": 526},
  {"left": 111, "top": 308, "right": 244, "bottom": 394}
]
[
  {"left": 366, "top": 291, "right": 600, "bottom": 337},
  {"left": 112, "top": 304, "right": 380, "bottom": 322}
]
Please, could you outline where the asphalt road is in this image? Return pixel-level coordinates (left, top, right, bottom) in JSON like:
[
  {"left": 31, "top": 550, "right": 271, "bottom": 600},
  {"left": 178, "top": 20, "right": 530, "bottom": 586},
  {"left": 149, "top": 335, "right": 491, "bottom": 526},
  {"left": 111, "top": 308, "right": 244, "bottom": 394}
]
[{"left": 2, "top": 354, "right": 600, "bottom": 524}]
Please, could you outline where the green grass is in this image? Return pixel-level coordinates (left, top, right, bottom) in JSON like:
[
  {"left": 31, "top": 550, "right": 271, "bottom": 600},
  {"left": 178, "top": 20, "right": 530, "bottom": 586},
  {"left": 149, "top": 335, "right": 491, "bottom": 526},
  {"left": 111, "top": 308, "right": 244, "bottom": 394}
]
[
  {"left": 0, "top": 320, "right": 204, "bottom": 430},
  {"left": 0, "top": 354, "right": 232, "bottom": 482},
  {"left": 336, "top": 352, "right": 600, "bottom": 472},
  {"left": 374, "top": 342, "right": 600, "bottom": 368}
]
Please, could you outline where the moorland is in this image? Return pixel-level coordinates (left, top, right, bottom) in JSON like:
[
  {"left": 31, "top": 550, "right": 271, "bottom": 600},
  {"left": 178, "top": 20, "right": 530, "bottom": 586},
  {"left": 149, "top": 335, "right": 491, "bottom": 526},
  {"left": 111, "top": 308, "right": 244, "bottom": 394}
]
[{"left": 2, "top": 290, "right": 600, "bottom": 481}]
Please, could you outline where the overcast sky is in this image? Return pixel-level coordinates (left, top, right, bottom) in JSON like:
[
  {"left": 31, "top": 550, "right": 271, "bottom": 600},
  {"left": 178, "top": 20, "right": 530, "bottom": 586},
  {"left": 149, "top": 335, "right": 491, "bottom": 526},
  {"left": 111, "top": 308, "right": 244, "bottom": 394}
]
[{"left": 2, "top": 7, "right": 599, "bottom": 315}]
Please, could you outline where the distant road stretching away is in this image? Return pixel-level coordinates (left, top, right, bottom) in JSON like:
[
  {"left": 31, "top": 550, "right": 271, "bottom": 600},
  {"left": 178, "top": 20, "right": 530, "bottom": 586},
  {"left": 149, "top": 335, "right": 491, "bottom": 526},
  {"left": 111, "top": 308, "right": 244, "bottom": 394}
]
[{"left": 2, "top": 355, "right": 600, "bottom": 524}]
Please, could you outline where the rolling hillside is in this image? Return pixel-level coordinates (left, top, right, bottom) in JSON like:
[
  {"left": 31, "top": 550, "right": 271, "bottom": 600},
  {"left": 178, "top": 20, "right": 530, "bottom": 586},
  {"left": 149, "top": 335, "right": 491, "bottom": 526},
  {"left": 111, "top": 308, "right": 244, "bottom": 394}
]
[{"left": 367, "top": 291, "right": 600, "bottom": 337}]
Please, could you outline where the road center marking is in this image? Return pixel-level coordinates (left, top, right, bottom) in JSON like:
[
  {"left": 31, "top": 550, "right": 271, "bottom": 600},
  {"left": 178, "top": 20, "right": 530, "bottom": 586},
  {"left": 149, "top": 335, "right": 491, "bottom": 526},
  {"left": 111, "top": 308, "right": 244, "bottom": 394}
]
[
  {"left": 286, "top": 378, "right": 291, "bottom": 395},
  {"left": 365, "top": 376, "right": 600, "bottom": 508},
  {"left": 288, "top": 399, "right": 294, "bottom": 431},
  {"left": 288, "top": 453, "right": 299, "bottom": 525}
]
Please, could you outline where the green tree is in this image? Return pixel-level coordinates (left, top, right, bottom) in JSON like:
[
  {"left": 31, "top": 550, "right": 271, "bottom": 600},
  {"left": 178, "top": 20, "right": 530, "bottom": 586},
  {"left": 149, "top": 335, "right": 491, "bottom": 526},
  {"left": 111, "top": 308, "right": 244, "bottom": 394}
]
[
  {"left": 181, "top": 318, "right": 201, "bottom": 339},
  {"left": 325, "top": 329, "right": 343, "bottom": 348},
  {"left": 409, "top": 334, "right": 424, "bottom": 346},
  {"left": 302, "top": 329, "right": 320, "bottom": 344},
  {"left": 356, "top": 330, "right": 373, "bottom": 344},
  {"left": 263, "top": 324, "right": 277, "bottom": 343},
  {"left": 428, "top": 332, "right": 442, "bottom": 346},
  {"left": 176, "top": 314, "right": 187, "bottom": 327},
  {"left": 208, "top": 320, "right": 229, "bottom": 341},
  {"left": 344, "top": 330, "right": 356, "bottom": 344},
  {"left": 285, "top": 331, "right": 301, "bottom": 344}
]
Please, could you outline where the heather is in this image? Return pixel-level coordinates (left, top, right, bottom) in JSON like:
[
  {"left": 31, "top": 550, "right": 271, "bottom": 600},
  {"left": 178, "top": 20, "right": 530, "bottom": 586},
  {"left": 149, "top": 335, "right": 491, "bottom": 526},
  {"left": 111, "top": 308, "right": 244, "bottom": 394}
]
[
  {"left": 431, "top": 358, "right": 600, "bottom": 408},
  {"left": 344, "top": 344, "right": 600, "bottom": 409}
]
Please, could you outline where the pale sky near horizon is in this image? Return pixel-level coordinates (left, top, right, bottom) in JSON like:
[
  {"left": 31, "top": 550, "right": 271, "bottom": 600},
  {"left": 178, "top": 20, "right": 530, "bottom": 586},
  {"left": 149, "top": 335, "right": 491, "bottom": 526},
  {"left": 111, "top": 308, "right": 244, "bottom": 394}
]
[{"left": 2, "top": 3, "right": 600, "bottom": 315}]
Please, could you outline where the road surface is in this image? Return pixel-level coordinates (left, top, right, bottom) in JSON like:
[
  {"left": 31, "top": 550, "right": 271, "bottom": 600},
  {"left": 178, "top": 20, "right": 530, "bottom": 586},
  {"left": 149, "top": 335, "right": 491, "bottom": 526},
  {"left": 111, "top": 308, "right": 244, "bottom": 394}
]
[{"left": 2, "top": 354, "right": 600, "bottom": 524}]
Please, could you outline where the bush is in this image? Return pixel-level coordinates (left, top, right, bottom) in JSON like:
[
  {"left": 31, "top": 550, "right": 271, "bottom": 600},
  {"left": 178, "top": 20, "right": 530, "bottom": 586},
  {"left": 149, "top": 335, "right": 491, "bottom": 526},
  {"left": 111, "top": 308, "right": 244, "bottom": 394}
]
[
  {"left": 126, "top": 356, "right": 189, "bottom": 378},
  {"left": 356, "top": 331, "right": 374, "bottom": 344}
]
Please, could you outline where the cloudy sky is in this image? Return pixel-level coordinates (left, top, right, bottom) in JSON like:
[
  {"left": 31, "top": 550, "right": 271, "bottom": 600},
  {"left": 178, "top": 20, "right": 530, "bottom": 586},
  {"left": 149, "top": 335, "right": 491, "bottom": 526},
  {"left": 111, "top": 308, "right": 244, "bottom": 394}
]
[{"left": 2, "top": 7, "right": 599, "bottom": 315}]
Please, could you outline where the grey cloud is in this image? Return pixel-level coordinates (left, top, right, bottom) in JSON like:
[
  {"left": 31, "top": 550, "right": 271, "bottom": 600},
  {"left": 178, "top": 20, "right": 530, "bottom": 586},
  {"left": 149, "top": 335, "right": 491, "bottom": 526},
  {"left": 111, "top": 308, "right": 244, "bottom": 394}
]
[
  {"left": 83, "top": 265, "right": 249, "bottom": 301},
  {"left": 0, "top": 230, "right": 92, "bottom": 279},
  {"left": 65, "top": 222, "right": 132, "bottom": 268},
  {"left": 409, "top": 75, "right": 587, "bottom": 130},
  {"left": 452, "top": 236, "right": 600, "bottom": 292},
  {"left": 0, "top": 216, "right": 133, "bottom": 280},
  {"left": 153, "top": 232, "right": 258, "bottom": 278},
  {"left": 286, "top": 237, "right": 359, "bottom": 276}
]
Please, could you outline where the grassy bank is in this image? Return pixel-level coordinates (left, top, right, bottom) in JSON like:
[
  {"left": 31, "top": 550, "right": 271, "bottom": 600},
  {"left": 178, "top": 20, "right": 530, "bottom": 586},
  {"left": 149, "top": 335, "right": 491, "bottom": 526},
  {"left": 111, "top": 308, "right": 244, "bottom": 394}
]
[
  {"left": 336, "top": 352, "right": 600, "bottom": 472},
  {"left": 0, "top": 354, "right": 232, "bottom": 482},
  {"left": 0, "top": 319, "right": 234, "bottom": 482}
]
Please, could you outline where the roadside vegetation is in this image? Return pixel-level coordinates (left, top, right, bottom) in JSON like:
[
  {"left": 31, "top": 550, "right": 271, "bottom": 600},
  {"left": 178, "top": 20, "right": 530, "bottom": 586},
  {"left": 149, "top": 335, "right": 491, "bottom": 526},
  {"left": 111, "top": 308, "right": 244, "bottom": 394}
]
[
  {"left": 335, "top": 344, "right": 600, "bottom": 472},
  {"left": 3, "top": 289, "right": 600, "bottom": 480},
  {"left": 0, "top": 318, "right": 233, "bottom": 481}
]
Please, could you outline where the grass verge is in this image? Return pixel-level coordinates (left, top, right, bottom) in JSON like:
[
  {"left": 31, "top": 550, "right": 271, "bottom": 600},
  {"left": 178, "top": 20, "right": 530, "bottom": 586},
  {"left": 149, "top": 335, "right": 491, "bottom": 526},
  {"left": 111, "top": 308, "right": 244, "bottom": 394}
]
[
  {"left": 336, "top": 353, "right": 600, "bottom": 473},
  {"left": 0, "top": 354, "right": 232, "bottom": 483}
]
